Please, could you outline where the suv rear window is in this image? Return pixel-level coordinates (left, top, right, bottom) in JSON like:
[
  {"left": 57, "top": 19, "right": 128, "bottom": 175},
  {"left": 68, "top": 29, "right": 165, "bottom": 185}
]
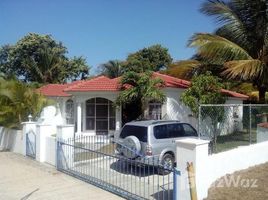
[
  {"left": 154, "top": 123, "right": 197, "bottom": 139},
  {"left": 154, "top": 124, "right": 183, "bottom": 139},
  {"left": 120, "top": 125, "right": 148, "bottom": 142},
  {"left": 182, "top": 124, "right": 198, "bottom": 137}
]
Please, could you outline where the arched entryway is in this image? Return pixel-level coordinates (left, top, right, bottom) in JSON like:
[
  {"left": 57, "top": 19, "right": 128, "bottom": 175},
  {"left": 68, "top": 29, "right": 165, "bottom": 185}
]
[{"left": 85, "top": 97, "right": 116, "bottom": 135}]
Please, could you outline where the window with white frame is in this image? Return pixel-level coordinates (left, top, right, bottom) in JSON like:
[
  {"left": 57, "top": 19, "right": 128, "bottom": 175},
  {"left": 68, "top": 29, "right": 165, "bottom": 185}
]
[
  {"left": 148, "top": 101, "right": 162, "bottom": 120},
  {"left": 65, "top": 99, "right": 74, "bottom": 124}
]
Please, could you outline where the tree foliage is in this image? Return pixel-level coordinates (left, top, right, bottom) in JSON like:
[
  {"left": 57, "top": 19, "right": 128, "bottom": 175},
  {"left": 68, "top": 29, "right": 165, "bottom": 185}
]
[
  {"left": 188, "top": 0, "right": 268, "bottom": 102},
  {"left": 0, "top": 33, "right": 90, "bottom": 83},
  {"left": 0, "top": 78, "right": 50, "bottom": 128},
  {"left": 124, "top": 44, "right": 172, "bottom": 73},
  {"left": 181, "top": 72, "right": 226, "bottom": 117}
]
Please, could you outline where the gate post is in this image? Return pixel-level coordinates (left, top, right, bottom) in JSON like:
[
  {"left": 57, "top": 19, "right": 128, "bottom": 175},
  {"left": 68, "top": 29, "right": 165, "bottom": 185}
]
[
  {"left": 175, "top": 138, "right": 210, "bottom": 200},
  {"left": 56, "top": 125, "right": 75, "bottom": 169},
  {"left": 36, "top": 124, "right": 55, "bottom": 162}
]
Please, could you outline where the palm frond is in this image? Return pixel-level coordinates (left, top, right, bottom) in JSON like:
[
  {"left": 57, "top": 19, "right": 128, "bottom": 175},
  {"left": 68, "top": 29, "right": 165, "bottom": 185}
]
[
  {"left": 222, "top": 59, "right": 264, "bottom": 80},
  {"left": 188, "top": 33, "right": 251, "bottom": 62},
  {"left": 201, "top": 0, "right": 248, "bottom": 47},
  {"left": 215, "top": 24, "right": 249, "bottom": 50},
  {"left": 166, "top": 60, "right": 201, "bottom": 79}
]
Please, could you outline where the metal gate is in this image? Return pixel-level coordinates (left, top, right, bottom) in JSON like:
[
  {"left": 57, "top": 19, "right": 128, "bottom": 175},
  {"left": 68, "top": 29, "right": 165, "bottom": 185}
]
[
  {"left": 26, "top": 131, "right": 36, "bottom": 159},
  {"left": 56, "top": 135, "right": 176, "bottom": 200}
]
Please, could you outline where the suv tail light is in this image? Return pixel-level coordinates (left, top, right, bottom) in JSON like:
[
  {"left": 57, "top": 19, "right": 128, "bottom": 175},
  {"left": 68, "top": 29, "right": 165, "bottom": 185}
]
[{"left": 145, "top": 144, "right": 152, "bottom": 156}]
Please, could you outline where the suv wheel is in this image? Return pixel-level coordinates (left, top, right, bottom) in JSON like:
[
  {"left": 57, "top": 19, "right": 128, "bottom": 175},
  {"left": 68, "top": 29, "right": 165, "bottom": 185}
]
[{"left": 158, "top": 153, "right": 174, "bottom": 175}]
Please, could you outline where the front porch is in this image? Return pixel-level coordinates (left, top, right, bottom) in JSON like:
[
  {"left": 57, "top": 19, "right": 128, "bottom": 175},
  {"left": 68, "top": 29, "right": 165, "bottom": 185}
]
[{"left": 70, "top": 93, "right": 122, "bottom": 136}]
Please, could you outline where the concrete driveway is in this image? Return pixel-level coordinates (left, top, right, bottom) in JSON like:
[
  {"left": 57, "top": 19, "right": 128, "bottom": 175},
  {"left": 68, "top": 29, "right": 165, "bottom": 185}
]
[{"left": 0, "top": 152, "right": 123, "bottom": 200}]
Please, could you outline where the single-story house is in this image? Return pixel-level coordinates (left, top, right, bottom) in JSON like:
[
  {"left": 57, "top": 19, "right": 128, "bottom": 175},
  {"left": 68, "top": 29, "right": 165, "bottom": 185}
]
[{"left": 38, "top": 72, "right": 248, "bottom": 136}]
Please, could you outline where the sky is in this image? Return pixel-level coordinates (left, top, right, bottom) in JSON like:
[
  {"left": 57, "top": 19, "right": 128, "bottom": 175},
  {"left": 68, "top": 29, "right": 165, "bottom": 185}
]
[{"left": 0, "top": 0, "right": 216, "bottom": 74}]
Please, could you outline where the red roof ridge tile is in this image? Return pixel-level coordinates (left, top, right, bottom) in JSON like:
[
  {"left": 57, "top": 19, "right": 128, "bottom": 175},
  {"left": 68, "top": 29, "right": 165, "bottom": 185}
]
[
  {"left": 258, "top": 122, "right": 268, "bottom": 128},
  {"left": 221, "top": 89, "right": 249, "bottom": 99}
]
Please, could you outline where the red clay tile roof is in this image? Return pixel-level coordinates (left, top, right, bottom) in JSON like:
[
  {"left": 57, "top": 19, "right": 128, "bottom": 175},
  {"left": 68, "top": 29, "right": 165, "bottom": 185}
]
[
  {"left": 153, "top": 72, "right": 248, "bottom": 99},
  {"left": 64, "top": 76, "right": 120, "bottom": 92},
  {"left": 38, "top": 72, "right": 249, "bottom": 99},
  {"left": 37, "top": 84, "right": 71, "bottom": 97},
  {"left": 152, "top": 72, "right": 190, "bottom": 88},
  {"left": 37, "top": 80, "right": 84, "bottom": 97}
]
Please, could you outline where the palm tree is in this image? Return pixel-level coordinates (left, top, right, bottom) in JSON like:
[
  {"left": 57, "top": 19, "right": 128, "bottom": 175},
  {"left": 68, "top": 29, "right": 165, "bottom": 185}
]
[
  {"left": 116, "top": 71, "right": 166, "bottom": 123},
  {"left": 99, "top": 60, "right": 124, "bottom": 78},
  {"left": 188, "top": 0, "right": 268, "bottom": 103},
  {"left": 0, "top": 78, "right": 49, "bottom": 128}
]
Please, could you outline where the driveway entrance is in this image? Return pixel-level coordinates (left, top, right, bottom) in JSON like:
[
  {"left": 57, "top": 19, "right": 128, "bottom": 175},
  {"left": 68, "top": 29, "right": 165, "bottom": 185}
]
[{"left": 0, "top": 152, "right": 122, "bottom": 200}]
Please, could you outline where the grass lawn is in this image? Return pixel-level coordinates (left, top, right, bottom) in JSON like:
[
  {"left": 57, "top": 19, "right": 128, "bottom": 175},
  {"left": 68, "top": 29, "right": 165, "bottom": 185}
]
[
  {"left": 74, "top": 143, "right": 116, "bottom": 162},
  {"left": 213, "top": 129, "right": 257, "bottom": 153}
]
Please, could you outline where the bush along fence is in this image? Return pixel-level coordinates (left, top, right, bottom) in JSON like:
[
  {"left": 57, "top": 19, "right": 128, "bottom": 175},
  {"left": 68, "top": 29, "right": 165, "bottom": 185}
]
[{"left": 198, "top": 104, "right": 268, "bottom": 153}]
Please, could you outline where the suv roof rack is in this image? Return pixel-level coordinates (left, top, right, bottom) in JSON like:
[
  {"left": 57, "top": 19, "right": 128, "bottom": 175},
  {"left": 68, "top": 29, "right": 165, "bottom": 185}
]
[{"left": 151, "top": 120, "right": 180, "bottom": 125}]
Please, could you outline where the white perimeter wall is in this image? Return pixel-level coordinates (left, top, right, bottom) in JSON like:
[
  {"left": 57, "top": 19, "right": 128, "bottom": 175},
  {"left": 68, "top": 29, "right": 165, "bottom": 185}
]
[
  {"left": 176, "top": 139, "right": 268, "bottom": 200},
  {"left": 0, "top": 127, "right": 23, "bottom": 154}
]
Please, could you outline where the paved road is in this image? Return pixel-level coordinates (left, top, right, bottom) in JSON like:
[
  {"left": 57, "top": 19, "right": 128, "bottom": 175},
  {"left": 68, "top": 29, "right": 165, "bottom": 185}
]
[{"left": 0, "top": 152, "right": 123, "bottom": 200}]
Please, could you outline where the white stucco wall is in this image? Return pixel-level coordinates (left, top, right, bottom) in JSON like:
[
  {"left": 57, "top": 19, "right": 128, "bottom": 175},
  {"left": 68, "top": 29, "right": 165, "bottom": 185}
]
[{"left": 163, "top": 88, "right": 197, "bottom": 128}]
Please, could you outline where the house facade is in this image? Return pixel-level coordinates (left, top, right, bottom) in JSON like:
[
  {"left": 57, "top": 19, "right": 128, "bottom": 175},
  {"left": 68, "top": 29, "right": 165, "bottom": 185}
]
[{"left": 38, "top": 72, "right": 248, "bottom": 136}]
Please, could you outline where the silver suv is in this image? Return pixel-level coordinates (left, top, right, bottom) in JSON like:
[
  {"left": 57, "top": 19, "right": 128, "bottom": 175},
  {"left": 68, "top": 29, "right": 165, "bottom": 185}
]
[{"left": 116, "top": 120, "right": 198, "bottom": 172}]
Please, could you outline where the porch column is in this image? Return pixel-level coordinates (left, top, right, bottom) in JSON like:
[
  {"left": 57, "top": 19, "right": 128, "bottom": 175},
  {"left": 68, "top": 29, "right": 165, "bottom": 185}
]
[
  {"left": 116, "top": 105, "right": 122, "bottom": 131},
  {"left": 77, "top": 102, "right": 82, "bottom": 133}
]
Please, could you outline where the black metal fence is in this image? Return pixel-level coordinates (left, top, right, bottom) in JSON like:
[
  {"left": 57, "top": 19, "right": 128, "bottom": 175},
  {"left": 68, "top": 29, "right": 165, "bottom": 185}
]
[
  {"left": 56, "top": 135, "right": 175, "bottom": 200},
  {"left": 198, "top": 104, "right": 268, "bottom": 153}
]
